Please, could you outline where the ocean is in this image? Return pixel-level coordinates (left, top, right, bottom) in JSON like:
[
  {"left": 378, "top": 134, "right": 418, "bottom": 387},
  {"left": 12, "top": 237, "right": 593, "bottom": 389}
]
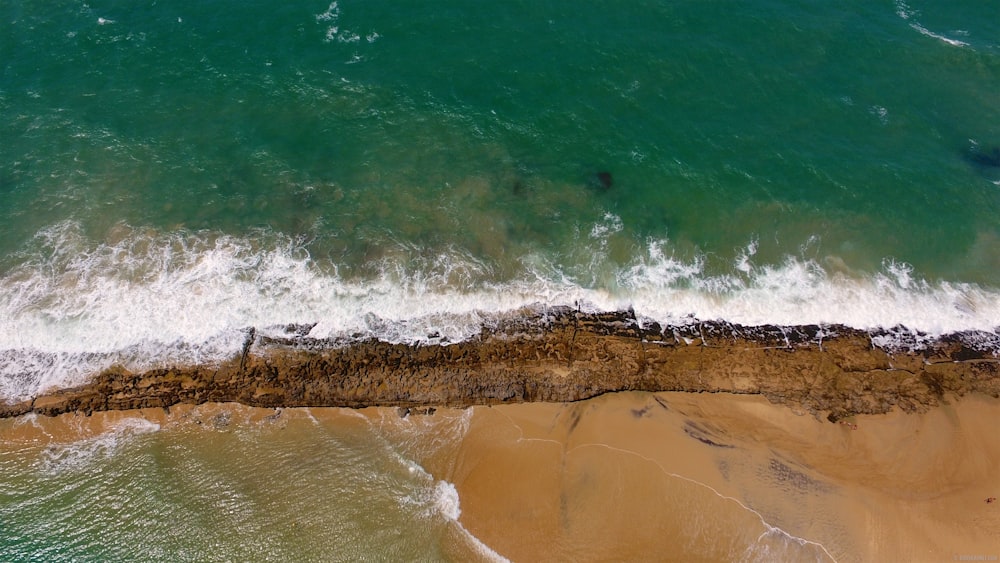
[{"left": 2, "top": 0, "right": 999, "bottom": 559}]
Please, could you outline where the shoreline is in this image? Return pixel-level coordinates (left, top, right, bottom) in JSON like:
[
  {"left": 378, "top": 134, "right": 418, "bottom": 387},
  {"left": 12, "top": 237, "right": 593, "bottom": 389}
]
[
  {"left": 3, "top": 307, "right": 998, "bottom": 420},
  {"left": 4, "top": 392, "right": 999, "bottom": 560}
]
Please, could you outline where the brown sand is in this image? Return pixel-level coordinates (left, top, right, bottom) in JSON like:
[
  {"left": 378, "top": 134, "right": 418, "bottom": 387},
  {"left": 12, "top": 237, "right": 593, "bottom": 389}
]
[
  {"left": 436, "top": 392, "right": 1000, "bottom": 562},
  {"left": 4, "top": 394, "right": 999, "bottom": 561}
]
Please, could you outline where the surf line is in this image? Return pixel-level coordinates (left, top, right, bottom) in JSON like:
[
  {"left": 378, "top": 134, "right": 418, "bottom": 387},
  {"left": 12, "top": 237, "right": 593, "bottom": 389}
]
[{"left": 335, "top": 407, "right": 508, "bottom": 562}]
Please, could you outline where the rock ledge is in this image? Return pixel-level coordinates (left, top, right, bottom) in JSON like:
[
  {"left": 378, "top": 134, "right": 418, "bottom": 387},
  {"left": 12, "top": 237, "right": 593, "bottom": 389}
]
[{"left": 3, "top": 308, "right": 997, "bottom": 420}]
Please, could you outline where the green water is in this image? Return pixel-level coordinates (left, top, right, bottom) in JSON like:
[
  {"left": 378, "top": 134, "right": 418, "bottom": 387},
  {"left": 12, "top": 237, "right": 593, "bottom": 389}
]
[
  {"left": 4, "top": 0, "right": 999, "bottom": 281},
  {"left": 2, "top": 1, "right": 1000, "bottom": 558}
]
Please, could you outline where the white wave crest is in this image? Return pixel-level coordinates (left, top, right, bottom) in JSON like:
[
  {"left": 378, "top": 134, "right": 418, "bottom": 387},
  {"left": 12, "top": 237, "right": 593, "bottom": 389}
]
[
  {"left": 1, "top": 221, "right": 998, "bottom": 402},
  {"left": 895, "top": 1, "right": 969, "bottom": 47},
  {"left": 910, "top": 23, "right": 969, "bottom": 47},
  {"left": 620, "top": 241, "right": 999, "bottom": 333},
  {"left": 433, "top": 480, "right": 461, "bottom": 521}
]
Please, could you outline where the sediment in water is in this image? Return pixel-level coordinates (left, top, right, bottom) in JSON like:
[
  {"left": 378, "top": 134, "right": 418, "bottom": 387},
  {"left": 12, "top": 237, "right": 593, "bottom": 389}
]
[{"left": 3, "top": 307, "right": 998, "bottom": 420}]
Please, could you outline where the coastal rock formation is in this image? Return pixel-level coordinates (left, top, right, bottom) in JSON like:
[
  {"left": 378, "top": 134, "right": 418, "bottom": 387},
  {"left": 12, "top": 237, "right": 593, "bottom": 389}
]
[{"left": 2, "top": 307, "right": 998, "bottom": 420}]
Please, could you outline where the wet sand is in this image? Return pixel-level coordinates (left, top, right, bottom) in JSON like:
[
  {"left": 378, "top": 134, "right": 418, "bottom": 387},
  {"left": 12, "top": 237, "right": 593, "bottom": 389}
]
[
  {"left": 3, "top": 393, "right": 999, "bottom": 561},
  {"left": 436, "top": 392, "right": 1000, "bottom": 562}
]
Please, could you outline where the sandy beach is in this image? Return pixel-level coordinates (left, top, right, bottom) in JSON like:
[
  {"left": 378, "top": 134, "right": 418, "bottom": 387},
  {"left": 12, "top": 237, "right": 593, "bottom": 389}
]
[
  {"left": 435, "top": 392, "right": 1000, "bottom": 561},
  {"left": 3, "top": 393, "right": 998, "bottom": 561}
]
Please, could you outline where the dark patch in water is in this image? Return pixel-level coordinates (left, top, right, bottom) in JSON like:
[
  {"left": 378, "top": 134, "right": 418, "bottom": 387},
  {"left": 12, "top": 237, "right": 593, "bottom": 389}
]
[
  {"left": 585, "top": 170, "right": 613, "bottom": 191},
  {"left": 212, "top": 412, "right": 232, "bottom": 429},
  {"left": 967, "top": 146, "right": 1000, "bottom": 168},
  {"left": 595, "top": 171, "right": 613, "bottom": 190},
  {"left": 397, "top": 406, "right": 436, "bottom": 418},
  {"left": 512, "top": 178, "right": 526, "bottom": 196}
]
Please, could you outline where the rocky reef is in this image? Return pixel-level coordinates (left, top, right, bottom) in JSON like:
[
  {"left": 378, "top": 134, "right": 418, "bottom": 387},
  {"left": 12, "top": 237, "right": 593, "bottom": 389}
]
[{"left": 2, "top": 307, "right": 998, "bottom": 420}]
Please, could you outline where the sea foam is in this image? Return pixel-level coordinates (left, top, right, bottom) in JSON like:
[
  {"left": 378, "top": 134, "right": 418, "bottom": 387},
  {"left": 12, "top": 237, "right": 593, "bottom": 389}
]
[
  {"left": 35, "top": 417, "right": 160, "bottom": 474},
  {"left": 895, "top": 0, "right": 970, "bottom": 48},
  {"left": 1, "top": 220, "right": 998, "bottom": 402}
]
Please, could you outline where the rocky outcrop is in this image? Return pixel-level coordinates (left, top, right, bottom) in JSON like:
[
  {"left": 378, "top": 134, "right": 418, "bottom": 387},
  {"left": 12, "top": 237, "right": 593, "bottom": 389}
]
[{"left": 2, "top": 308, "right": 998, "bottom": 420}]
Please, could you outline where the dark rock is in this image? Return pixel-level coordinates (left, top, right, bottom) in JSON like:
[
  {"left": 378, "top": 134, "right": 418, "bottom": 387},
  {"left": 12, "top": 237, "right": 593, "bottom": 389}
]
[
  {"left": 4, "top": 310, "right": 999, "bottom": 422},
  {"left": 587, "top": 171, "right": 613, "bottom": 191}
]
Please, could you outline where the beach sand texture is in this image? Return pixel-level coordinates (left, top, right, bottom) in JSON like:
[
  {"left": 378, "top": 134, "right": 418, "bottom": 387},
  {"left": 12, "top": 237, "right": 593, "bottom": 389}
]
[
  {"left": 4, "top": 392, "right": 998, "bottom": 561},
  {"left": 445, "top": 392, "right": 1000, "bottom": 561}
]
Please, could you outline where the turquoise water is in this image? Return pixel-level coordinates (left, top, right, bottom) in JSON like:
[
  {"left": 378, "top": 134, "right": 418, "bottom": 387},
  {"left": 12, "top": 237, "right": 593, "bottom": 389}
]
[
  {"left": 5, "top": 0, "right": 999, "bottom": 273},
  {"left": 4, "top": 0, "right": 1000, "bottom": 397},
  {"left": 3, "top": 1, "right": 1000, "bottom": 559}
]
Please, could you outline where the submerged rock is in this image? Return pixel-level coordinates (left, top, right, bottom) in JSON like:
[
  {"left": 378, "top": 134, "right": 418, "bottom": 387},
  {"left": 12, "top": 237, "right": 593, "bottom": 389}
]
[
  {"left": 589, "top": 171, "right": 613, "bottom": 190},
  {"left": 968, "top": 146, "right": 1000, "bottom": 168}
]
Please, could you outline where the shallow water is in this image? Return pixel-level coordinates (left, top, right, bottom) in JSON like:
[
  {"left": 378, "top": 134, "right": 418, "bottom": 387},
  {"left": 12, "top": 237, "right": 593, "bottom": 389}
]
[{"left": 0, "top": 406, "right": 493, "bottom": 561}]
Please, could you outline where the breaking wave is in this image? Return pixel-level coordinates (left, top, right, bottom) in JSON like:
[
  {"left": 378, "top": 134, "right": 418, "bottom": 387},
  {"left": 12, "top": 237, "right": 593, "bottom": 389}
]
[{"left": 1, "top": 220, "right": 998, "bottom": 402}]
